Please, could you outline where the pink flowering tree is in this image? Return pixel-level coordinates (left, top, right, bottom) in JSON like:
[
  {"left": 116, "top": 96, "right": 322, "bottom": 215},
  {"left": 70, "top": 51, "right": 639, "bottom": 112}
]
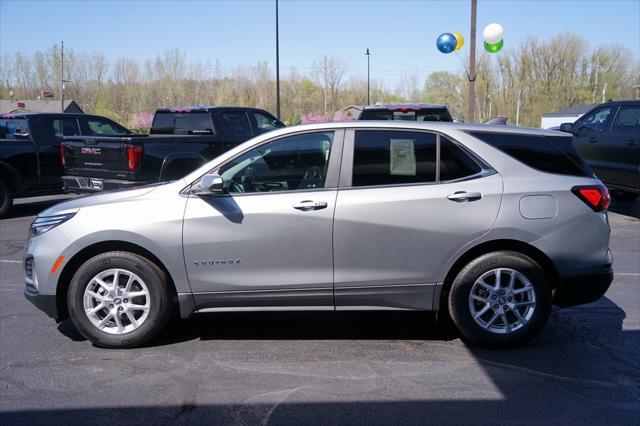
[
  {"left": 300, "top": 113, "right": 333, "bottom": 124},
  {"left": 131, "top": 112, "right": 154, "bottom": 133}
]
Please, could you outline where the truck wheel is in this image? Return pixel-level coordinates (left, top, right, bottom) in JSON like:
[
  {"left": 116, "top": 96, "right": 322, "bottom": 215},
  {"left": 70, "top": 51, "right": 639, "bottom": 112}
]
[
  {"left": 0, "top": 180, "right": 13, "bottom": 218},
  {"left": 448, "top": 251, "right": 552, "bottom": 348},
  {"left": 67, "top": 251, "right": 172, "bottom": 348}
]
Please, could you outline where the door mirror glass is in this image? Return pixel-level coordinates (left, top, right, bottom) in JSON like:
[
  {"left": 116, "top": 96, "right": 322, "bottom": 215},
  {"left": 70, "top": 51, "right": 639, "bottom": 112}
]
[
  {"left": 559, "top": 123, "right": 574, "bottom": 133},
  {"left": 193, "top": 173, "right": 224, "bottom": 195}
]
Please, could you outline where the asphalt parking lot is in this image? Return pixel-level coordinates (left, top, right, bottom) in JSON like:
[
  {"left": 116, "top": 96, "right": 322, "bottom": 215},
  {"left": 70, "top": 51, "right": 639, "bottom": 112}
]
[{"left": 0, "top": 194, "right": 638, "bottom": 425}]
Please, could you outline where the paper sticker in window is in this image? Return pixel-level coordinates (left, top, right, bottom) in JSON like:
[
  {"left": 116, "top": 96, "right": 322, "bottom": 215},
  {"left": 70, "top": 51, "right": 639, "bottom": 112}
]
[{"left": 390, "top": 139, "right": 416, "bottom": 176}]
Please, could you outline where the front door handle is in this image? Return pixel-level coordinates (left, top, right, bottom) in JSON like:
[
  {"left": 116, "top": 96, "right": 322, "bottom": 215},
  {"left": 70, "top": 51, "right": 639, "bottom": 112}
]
[
  {"left": 447, "top": 191, "right": 482, "bottom": 202},
  {"left": 589, "top": 137, "right": 598, "bottom": 143},
  {"left": 293, "top": 200, "right": 328, "bottom": 211},
  {"left": 627, "top": 140, "right": 637, "bottom": 146}
]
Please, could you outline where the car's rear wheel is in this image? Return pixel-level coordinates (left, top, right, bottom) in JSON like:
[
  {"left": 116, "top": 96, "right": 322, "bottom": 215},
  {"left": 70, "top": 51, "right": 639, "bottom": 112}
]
[
  {"left": 67, "top": 251, "right": 171, "bottom": 348},
  {"left": 448, "top": 251, "right": 552, "bottom": 348}
]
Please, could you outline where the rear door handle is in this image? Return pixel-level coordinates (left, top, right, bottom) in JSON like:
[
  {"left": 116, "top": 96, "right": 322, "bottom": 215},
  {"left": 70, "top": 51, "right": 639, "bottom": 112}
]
[
  {"left": 627, "top": 140, "right": 637, "bottom": 146},
  {"left": 293, "top": 200, "right": 328, "bottom": 211},
  {"left": 589, "top": 138, "right": 598, "bottom": 143},
  {"left": 447, "top": 191, "right": 482, "bottom": 202}
]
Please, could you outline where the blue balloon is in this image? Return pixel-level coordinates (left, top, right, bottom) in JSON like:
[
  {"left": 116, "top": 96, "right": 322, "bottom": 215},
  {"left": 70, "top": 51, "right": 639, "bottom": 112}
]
[{"left": 436, "top": 32, "right": 457, "bottom": 54}]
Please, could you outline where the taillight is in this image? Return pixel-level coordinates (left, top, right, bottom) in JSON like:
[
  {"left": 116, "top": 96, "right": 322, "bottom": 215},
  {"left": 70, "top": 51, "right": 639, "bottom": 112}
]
[
  {"left": 126, "top": 144, "right": 143, "bottom": 171},
  {"left": 59, "top": 144, "right": 66, "bottom": 167},
  {"left": 572, "top": 185, "right": 610, "bottom": 212}
]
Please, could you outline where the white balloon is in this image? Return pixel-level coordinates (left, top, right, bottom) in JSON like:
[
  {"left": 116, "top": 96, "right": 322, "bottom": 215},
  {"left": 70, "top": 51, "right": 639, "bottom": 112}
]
[{"left": 483, "top": 23, "right": 504, "bottom": 44}]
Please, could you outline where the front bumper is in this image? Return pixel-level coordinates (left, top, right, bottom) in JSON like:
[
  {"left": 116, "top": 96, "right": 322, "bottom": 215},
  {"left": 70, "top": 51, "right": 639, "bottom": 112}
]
[
  {"left": 553, "top": 262, "right": 614, "bottom": 307},
  {"left": 62, "top": 175, "right": 146, "bottom": 193},
  {"left": 24, "top": 287, "right": 59, "bottom": 319}
]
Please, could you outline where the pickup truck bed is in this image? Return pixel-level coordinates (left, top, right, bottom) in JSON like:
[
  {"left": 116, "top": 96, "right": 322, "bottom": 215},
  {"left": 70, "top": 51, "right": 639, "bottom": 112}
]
[{"left": 62, "top": 106, "right": 284, "bottom": 193}]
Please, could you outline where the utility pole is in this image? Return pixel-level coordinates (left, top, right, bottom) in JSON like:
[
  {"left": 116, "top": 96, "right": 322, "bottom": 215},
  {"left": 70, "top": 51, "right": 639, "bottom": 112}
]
[
  {"left": 275, "top": 0, "right": 281, "bottom": 119},
  {"left": 468, "top": 0, "right": 477, "bottom": 123},
  {"left": 365, "top": 48, "right": 370, "bottom": 105},
  {"left": 60, "top": 40, "right": 64, "bottom": 113}
]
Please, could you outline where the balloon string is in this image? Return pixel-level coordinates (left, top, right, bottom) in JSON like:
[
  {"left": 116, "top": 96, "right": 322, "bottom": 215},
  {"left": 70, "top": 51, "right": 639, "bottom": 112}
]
[{"left": 454, "top": 51, "right": 477, "bottom": 81}]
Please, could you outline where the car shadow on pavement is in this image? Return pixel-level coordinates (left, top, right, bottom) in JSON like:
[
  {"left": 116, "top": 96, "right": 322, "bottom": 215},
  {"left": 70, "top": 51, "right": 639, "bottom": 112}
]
[{"left": 12, "top": 297, "right": 640, "bottom": 424}]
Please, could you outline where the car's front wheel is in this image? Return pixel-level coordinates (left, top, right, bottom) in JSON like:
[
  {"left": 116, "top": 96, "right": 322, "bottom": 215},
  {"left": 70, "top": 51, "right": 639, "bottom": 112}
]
[
  {"left": 67, "top": 251, "right": 172, "bottom": 348},
  {"left": 448, "top": 251, "right": 552, "bottom": 348}
]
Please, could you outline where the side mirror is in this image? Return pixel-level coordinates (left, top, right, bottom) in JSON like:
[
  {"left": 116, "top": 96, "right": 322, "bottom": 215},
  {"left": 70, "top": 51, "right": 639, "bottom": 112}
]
[
  {"left": 559, "top": 123, "right": 574, "bottom": 133},
  {"left": 193, "top": 173, "right": 224, "bottom": 196}
]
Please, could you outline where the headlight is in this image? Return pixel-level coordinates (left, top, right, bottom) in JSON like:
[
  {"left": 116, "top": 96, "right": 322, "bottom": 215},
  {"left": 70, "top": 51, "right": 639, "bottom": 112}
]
[{"left": 30, "top": 213, "right": 76, "bottom": 235}]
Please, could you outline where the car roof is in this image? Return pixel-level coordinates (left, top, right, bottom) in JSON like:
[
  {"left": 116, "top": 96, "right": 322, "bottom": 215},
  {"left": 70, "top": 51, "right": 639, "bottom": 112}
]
[
  {"left": 258, "top": 120, "right": 562, "bottom": 137},
  {"left": 155, "top": 106, "right": 274, "bottom": 113},
  {"left": 362, "top": 103, "right": 449, "bottom": 110}
]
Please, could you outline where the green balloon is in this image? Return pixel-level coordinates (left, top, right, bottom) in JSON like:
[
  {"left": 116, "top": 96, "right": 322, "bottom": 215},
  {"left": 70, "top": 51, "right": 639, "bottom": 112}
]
[{"left": 484, "top": 38, "right": 504, "bottom": 53}]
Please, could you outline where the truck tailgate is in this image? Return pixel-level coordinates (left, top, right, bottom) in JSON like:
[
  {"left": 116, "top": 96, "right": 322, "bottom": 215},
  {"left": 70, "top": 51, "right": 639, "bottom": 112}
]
[{"left": 62, "top": 137, "right": 142, "bottom": 180}]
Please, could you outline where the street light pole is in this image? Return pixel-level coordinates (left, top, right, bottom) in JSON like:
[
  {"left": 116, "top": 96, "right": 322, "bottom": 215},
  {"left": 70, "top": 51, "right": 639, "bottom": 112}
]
[
  {"left": 468, "top": 0, "right": 477, "bottom": 123},
  {"left": 365, "top": 48, "right": 370, "bottom": 105},
  {"left": 275, "top": 0, "right": 281, "bottom": 119}
]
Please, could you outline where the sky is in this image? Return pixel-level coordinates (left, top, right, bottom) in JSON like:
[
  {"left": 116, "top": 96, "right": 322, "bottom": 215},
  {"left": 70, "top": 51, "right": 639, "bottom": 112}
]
[{"left": 0, "top": 0, "right": 639, "bottom": 87}]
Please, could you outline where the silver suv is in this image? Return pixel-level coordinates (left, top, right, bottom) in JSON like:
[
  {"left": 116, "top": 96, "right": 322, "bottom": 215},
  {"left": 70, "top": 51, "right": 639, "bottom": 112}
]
[{"left": 24, "top": 122, "right": 613, "bottom": 348}]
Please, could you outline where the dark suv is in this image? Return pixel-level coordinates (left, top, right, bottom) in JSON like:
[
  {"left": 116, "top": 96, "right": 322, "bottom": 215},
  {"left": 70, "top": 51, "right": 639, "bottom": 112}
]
[
  {"left": 560, "top": 100, "right": 640, "bottom": 198},
  {"left": 358, "top": 103, "right": 453, "bottom": 122}
]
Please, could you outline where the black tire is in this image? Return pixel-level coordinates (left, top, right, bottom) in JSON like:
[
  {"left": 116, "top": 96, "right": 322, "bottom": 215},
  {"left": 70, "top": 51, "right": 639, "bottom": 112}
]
[
  {"left": 0, "top": 180, "right": 14, "bottom": 218},
  {"left": 448, "top": 251, "right": 552, "bottom": 348},
  {"left": 67, "top": 251, "right": 172, "bottom": 348}
]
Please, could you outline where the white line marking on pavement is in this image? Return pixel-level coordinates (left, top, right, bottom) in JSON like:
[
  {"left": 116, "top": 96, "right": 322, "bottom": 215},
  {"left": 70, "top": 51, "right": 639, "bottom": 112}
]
[
  {"left": 0, "top": 260, "right": 22, "bottom": 264},
  {"left": 616, "top": 272, "right": 640, "bottom": 276}
]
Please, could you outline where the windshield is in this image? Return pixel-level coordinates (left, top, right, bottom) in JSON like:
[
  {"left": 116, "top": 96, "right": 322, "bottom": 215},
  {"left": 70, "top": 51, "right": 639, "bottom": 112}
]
[{"left": 359, "top": 109, "right": 452, "bottom": 122}]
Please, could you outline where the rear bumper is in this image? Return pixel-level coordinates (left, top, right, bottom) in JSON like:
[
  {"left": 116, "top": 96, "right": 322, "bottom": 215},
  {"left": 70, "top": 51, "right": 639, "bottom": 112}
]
[
  {"left": 62, "top": 176, "right": 147, "bottom": 193},
  {"left": 553, "top": 261, "right": 614, "bottom": 308}
]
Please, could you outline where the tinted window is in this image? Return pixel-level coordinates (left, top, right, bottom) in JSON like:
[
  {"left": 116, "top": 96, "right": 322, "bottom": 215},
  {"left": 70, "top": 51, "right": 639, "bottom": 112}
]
[
  {"left": 219, "top": 111, "right": 252, "bottom": 139},
  {"left": 578, "top": 107, "right": 614, "bottom": 132},
  {"left": 359, "top": 108, "right": 452, "bottom": 122},
  {"left": 612, "top": 106, "right": 640, "bottom": 131},
  {"left": 0, "top": 118, "right": 29, "bottom": 139},
  {"left": 34, "top": 117, "right": 80, "bottom": 138},
  {"left": 219, "top": 131, "right": 333, "bottom": 193},
  {"left": 440, "top": 137, "right": 482, "bottom": 181},
  {"left": 353, "top": 130, "right": 437, "bottom": 186},
  {"left": 469, "top": 131, "right": 592, "bottom": 177},
  {"left": 150, "top": 112, "right": 213, "bottom": 135},
  {"left": 86, "top": 118, "right": 130, "bottom": 136},
  {"left": 253, "top": 111, "right": 283, "bottom": 134}
]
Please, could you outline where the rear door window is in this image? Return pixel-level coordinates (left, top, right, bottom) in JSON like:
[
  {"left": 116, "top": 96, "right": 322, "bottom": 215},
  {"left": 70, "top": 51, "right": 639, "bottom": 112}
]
[
  {"left": 219, "top": 111, "right": 253, "bottom": 139},
  {"left": 352, "top": 130, "right": 437, "bottom": 186},
  {"left": 440, "top": 137, "right": 482, "bottom": 181},
  {"left": 469, "top": 131, "right": 593, "bottom": 177}
]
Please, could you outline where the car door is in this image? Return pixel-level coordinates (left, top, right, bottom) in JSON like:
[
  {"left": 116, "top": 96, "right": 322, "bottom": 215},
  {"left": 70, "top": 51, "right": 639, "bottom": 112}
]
[
  {"left": 29, "top": 115, "right": 81, "bottom": 188},
  {"left": 333, "top": 129, "right": 502, "bottom": 310},
  {"left": 572, "top": 105, "right": 616, "bottom": 177},
  {"left": 596, "top": 105, "right": 640, "bottom": 190},
  {"left": 182, "top": 129, "right": 343, "bottom": 309}
]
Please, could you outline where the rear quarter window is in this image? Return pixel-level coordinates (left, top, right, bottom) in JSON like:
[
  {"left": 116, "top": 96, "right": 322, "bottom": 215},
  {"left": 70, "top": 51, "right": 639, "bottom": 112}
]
[{"left": 469, "top": 131, "right": 593, "bottom": 177}]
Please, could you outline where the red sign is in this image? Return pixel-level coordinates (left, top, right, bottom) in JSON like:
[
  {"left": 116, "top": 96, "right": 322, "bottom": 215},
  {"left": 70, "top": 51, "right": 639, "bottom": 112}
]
[{"left": 41, "top": 91, "right": 54, "bottom": 98}]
